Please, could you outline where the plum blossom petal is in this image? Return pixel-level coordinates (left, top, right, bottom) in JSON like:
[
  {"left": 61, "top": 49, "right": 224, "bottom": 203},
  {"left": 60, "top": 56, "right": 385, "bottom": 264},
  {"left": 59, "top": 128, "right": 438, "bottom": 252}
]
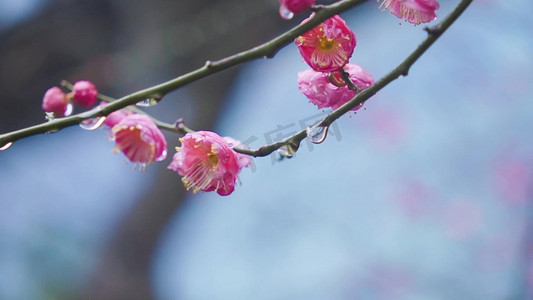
[
  {"left": 224, "top": 136, "right": 253, "bottom": 169},
  {"left": 97, "top": 101, "right": 134, "bottom": 129}
]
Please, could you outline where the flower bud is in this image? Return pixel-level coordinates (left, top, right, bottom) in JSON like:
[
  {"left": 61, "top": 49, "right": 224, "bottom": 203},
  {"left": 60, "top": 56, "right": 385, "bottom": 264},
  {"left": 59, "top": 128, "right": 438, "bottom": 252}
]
[
  {"left": 42, "top": 86, "right": 71, "bottom": 117},
  {"left": 72, "top": 80, "right": 98, "bottom": 107}
]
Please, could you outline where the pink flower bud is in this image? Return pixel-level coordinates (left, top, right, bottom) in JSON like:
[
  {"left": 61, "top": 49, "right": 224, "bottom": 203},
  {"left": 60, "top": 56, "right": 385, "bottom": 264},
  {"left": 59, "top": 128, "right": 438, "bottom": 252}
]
[
  {"left": 380, "top": 0, "right": 440, "bottom": 25},
  {"left": 168, "top": 131, "right": 249, "bottom": 196},
  {"left": 42, "top": 86, "right": 71, "bottom": 117},
  {"left": 279, "top": 0, "right": 315, "bottom": 17},
  {"left": 298, "top": 63, "right": 374, "bottom": 111},
  {"left": 72, "top": 80, "right": 98, "bottom": 107},
  {"left": 295, "top": 15, "right": 356, "bottom": 73},
  {"left": 111, "top": 114, "right": 167, "bottom": 164}
]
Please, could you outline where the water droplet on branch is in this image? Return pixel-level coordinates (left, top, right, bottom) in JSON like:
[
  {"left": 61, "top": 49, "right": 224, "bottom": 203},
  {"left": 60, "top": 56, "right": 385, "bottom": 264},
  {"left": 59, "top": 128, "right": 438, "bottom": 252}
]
[
  {"left": 279, "top": 5, "right": 294, "bottom": 20},
  {"left": 64, "top": 103, "right": 74, "bottom": 116},
  {"left": 45, "top": 112, "right": 55, "bottom": 122},
  {"left": 136, "top": 98, "right": 160, "bottom": 107},
  {"left": 306, "top": 122, "right": 329, "bottom": 144},
  {"left": 0, "top": 142, "right": 13, "bottom": 151},
  {"left": 79, "top": 117, "right": 107, "bottom": 131},
  {"left": 277, "top": 143, "right": 298, "bottom": 158}
]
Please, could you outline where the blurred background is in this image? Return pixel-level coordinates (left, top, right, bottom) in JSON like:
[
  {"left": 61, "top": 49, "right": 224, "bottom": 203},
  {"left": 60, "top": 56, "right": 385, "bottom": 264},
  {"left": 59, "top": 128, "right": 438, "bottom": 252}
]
[{"left": 1, "top": 0, "right": 532, "bottom": 299}]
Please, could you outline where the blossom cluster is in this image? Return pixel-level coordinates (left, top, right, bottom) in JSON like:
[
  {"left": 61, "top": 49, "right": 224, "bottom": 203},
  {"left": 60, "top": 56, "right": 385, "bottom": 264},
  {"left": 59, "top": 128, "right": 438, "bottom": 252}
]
[
  {"left": 278, "top": 0, "right": 440, "bottom": 25},
  {"left": 42, "top": 81, "right": 98, "bottom": 117},
  {"left": 35, "top": 0, "right": 441, "bottom": 197},
  {"left": 40, "top": 80, "right": 251, "bottom": 196},
  {"left": 41, "top": 82, "right": 168, "bottom": 167},
  {"left": 287, "top": 0, "right": 438, "bottom": 112},
  {"left": 293, "top": 13, "right": 373, "bottom": 111}
]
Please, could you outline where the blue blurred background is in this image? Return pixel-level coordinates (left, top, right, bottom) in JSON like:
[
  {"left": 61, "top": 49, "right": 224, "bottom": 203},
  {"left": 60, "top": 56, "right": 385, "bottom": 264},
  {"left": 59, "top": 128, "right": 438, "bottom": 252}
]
[{"left": 1, "top": 0, "right": 532, "bottom": 299}]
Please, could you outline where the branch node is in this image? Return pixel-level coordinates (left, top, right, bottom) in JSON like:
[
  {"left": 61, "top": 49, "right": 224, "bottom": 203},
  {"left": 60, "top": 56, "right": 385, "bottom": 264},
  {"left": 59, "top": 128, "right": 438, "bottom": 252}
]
[
  {"left": 174, "top": 118, "right": 194, "bottom": 134},
  {"left": 424, "top": 25, "right": 440, "bottom": 35},
  {"left": 60, "top": 80, "right": 72, "bottom": 90}
]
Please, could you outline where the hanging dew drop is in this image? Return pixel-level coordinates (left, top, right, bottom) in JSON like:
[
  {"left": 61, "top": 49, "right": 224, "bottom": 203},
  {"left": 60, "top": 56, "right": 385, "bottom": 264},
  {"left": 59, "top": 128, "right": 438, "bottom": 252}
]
[
  {"left": 306, "top": 122, "right": 329, "bottom": 144},
  {"left": 277, "top": 146, "right": 293, "bottom": 157},
  {"left": 45, "top": 128, "right": 59, "bottom": 134},
  {"left": 277, "top": 143, "right": 298, "bottom": 158},
  {"left": 136, "top": 98, "right": 159, "bottom": 107},
  {"left": 279, "top": 5, "right": 294, "bottom": 20},
  {"left": 64, "top": 102, "right": 74, "bottom": 117},
  {"left": 79, "top": 117, "right": 107, "bottom": 131},
  {"left": 45, "top": 112, "right": 55, "bottom": 122},
  {"left": 0, "top": 142, "right": 13, "bottom": 151}
]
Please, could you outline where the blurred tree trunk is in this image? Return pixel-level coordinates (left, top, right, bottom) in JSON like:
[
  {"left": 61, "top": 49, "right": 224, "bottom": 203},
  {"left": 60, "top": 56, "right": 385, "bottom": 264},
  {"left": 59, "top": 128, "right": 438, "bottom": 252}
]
[
  {"left": 75, "top": 1, "right": 283, "bottom": 299},
  {"left": 1, "top": 0, "right": 286, "bottom": 298}
]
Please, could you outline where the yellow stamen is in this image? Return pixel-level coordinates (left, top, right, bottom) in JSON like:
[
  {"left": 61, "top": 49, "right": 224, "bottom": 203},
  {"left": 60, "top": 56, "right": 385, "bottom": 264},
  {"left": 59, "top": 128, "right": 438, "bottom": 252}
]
[{"left": 317, "top": 36, "right": 335, "bottom": 51}]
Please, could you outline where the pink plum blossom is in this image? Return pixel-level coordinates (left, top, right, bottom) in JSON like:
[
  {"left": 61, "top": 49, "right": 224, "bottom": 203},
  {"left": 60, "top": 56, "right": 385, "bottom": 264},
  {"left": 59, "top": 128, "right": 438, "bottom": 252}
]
[
  {"left": 298, "top": 63, "right": 374, "bottom": 111},
  {"left": 71, "top": 80, "right": 98, "bottom": 107},
  {"left": 167, "top": 131, "right": 249, "bottom": 196},
  {"left": 42, "top": 86, "right": 71, "bottom": 117},
  {"left": 279, "top": 0, "right": 315, "bottom": 19},
  {"left": 97, "top": 101, "right": 134, "bottom": 128},
  {"left": 295, "top": 15, "right": 356, "bottom": 73},
  {"left": 111, "top": 114, "right": 167, "bottom": 165},
  {"left": 379, "top": 0, "right": 440, "bottom": 25}
]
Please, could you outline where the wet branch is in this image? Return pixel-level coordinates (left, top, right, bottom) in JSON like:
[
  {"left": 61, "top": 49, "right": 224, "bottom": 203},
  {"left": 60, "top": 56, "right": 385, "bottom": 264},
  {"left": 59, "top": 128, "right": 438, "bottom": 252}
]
[
  {"left": 233, "top": 0, "right": 473, "bottom": 157},
  {"left": 0, "top": 0, "right": 366, "bottom": 147}
]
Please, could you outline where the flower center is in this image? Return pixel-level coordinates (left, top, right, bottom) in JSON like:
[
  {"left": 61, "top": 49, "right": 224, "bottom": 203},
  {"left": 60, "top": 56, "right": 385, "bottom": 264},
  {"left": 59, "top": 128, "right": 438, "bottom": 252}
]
[
  {"left": 317, "top": 36, "right": 335, "bottom": 51},
  {"left": 207, "top": 151, "right": 219, "bottom": 166},
  {"left": 181, "top": 146, "right": 220, "bottom": 193}
]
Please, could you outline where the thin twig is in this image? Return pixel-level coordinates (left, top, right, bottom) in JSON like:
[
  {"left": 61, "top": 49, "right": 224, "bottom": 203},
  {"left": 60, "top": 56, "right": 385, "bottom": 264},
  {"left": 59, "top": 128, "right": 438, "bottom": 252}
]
[
  {"left": 61, "top": 80, "right": 187, "bottom": 135},
  {"left": 340, "top": 69, "right": 361, "bottom": 93}
]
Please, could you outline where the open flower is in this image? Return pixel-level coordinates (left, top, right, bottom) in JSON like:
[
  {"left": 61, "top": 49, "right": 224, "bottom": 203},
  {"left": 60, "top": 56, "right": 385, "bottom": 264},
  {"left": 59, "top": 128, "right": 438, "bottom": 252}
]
[
  {"left": 111, "top": 114, "right": 167, "bottom": 165},
  {"left": 298, "top": 63, "right": 374, "bottom": 111},
  {"left": 71, "top": 80, "right": 98, "bottom": 107},
  {"left": 295, "top": 15, "right": 356, "bottom": 73},
  {"left": 42, "top": 86, "right": 72, "bottom": 117},
  {"left": 168, "top": 131, "right": 249, "bottom": 196},
  {"left": 379, "top": 0, "right": 440, "bottom": 25}
]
